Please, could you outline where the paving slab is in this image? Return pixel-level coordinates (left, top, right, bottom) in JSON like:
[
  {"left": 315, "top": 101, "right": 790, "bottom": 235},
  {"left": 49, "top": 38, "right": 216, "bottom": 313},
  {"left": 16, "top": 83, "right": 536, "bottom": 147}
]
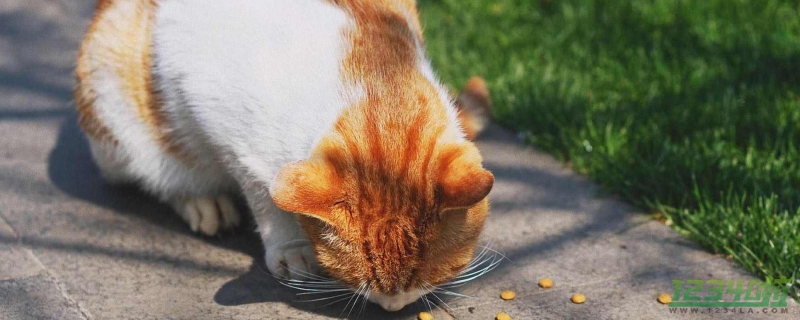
[{"left": 0, "top": 1, "right": 797, "bottom": 319}]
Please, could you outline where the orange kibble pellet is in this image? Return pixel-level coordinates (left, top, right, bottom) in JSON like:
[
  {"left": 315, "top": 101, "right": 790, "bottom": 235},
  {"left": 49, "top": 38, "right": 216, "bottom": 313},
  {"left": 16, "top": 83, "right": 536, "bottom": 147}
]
[
  {"left": 571, "top": 293, "right": 586, "bottom": 304},
  {"left": 538, "top": 278, "right": 554, "bottom": 288},
  {"left": 417, "top": 311, "right": 434, "bottom": 320},
  {"left": 500, "top": 290, "right": 516, "bottom": 300},
  {"left": 657, "top": 293, "right": 672, "bottom": 304},
  {"left": 496, "top": 312, "right": 512, "bottom": 320}
]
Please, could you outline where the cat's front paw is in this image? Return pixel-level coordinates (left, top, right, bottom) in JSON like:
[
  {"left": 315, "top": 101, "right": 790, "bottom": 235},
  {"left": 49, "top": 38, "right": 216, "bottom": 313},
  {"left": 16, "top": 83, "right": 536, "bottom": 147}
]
[
  {"left": 265, "top": 242, "right": 322, "bottom": 280},
  {"left": 172, "top": 196, "right": 241, "bottom": 236}
]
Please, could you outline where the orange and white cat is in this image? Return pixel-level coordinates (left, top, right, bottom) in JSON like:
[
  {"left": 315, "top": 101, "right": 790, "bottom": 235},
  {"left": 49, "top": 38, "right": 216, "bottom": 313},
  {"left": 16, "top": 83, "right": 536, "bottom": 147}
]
[{"left": 76, "top": 0, "right": 493, "bottom": 311}]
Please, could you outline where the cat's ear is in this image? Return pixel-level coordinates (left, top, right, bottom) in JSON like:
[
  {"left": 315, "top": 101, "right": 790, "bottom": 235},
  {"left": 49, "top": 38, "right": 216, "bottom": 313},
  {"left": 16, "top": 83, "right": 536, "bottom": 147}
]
[
  {"left": 270, "top": 160, "right": 342, "bottom": 222},
  {"left": 437, "top": 144, "right": 494, "bottom": 210}
]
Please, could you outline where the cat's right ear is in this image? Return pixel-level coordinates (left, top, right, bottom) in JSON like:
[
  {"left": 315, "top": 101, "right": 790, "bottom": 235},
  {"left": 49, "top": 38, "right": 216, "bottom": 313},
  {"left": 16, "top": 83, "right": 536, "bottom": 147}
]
[
  {"left": 436, "top": 144, "right": 494, "bottom": 210},
  {"left": 269, "top": 160, "right": 342, "bottom": 223}
]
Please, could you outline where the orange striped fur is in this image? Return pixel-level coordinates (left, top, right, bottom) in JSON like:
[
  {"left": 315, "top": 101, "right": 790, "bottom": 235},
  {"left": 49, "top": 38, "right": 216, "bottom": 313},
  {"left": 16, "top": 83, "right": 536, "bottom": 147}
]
[
  {"left": 270, "top": 0, "right": 494, "bottom": 294},
  {"left": 75, "top": 0, "right": 185, "bottom": 157}
]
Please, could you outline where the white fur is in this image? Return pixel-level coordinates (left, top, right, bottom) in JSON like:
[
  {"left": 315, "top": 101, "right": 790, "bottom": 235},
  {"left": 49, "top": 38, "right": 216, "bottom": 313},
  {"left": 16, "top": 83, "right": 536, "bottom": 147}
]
[
  {"left": 81, "top": 0, "right": 236, "bottom": 201},
  {"left": 146, "top": 0, "right": 357, "bottom": 286},
  {"left": 82, "top": 0, "right": 462, "bottom": 312}
]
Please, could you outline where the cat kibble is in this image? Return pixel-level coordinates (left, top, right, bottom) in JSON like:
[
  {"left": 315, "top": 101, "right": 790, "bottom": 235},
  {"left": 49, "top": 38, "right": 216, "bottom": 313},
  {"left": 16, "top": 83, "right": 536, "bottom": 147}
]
[
  {"left": 500, "top": 290, "right": 516, "bottom": 300},
  {"left": 538, "top": 278, "right": 553, "bottom": 288},
  {"left": 571, "top": 293, "right": 586, "bottom": 304},
  {"left": 495, "top": 312, "right": 511, "bottom": 320},
  {"left": 417, "top": 311, "right": 434, "bottom": 320},
  {"left": 657, "top": 293, "right": 672, "bottom": 304}
]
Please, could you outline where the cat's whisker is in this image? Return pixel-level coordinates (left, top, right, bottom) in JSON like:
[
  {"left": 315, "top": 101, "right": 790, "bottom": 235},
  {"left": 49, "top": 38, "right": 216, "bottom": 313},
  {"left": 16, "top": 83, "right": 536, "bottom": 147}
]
[
  {"left": 314, "top": 293, "right": 358, "bottom": 310},
  {"left": 294, "top": 291, "right": 355, "bottom": 303},
  {"left": 456, "top": 241, "right": 500, "bottom": 276},
  {"left": 446, "top": 261, "right": 501, "bottom": 287},
  {"left": 282, "top": 281, "right": 344, "bottom": 289},
  {"left": 418, "top": 288, "right": 433, "bottom": 314},
  {"left": 467, "top": 242, "right": 492, "bottom": 267},
  {"left": 280, "top": 276, "right": 339, "bottom": 284},
  {"left": 476, "top": 244, "right": 511, "bottom": 263},
  {"left": 356, "top": 284, "right": 369, "bottom": 317},
  {"left": 441, "top": 253, "right": 503, "bottom": 288},
  {"left": 357, "top": 287, "right": 370, "bottom": 319},
  {"left": 421, "top": 280, "right": 472, "bottom": 299},
  {"left": 433, "top": 288, "right": 472, "bottom": 299},
  {"left": 256, "top": 261, "right": 337, "bottom": 289},
  {"left": 281, "top": 280, "right": 346, "bottom": 288},
  {"left": 458, "top": 252, "right": 496, "bottom": 275},
  {"left": 345, "top": 283, "right": 367, "bottom": 319},
  {"left": 442, "top": 267, "right": 501, "bottom": 288},
  {"left": 281, "top": 265, "right": 333, "bottom": 282},
  {"left": 460, "top": 249, "right": 502, "bottom": 275},
  {"left": 279, "top": 282, "right": 346, "bottom": 292},
  {"left": 337, "top": 289, "right": 358, "bottom": 318},
  {"left": 451, "top": 254, "right": 500, "bottom": 281},
  {"left": 422, "top": 295, "right": 435, "bottom": 315},
  {"left": 296, "top": 289, "right": 352, "bottom": 296},
  {"left": 422, "top": 282, "right": 453, "bottom": 313},
  {"left": 280, "top": 283, "right": 347, "bottom": 292},
  {"left": 339, "top": 283, "right": 365, "bottom": 319}
]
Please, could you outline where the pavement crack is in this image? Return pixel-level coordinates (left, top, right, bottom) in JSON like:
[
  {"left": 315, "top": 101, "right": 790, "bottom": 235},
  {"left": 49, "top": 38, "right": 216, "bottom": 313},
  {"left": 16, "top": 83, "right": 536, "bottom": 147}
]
[{"left": 45, "top": 270, "right": 93, "bottom": 320}]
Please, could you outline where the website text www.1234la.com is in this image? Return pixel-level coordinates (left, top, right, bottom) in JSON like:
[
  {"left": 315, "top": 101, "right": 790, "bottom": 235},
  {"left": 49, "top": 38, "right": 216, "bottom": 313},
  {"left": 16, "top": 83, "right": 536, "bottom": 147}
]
[
  {"left": 666, "top": 277, "right": 794, "bottom": 315},
  {"left": 669, "top": 307, "right": 789, "bottom": 315}
]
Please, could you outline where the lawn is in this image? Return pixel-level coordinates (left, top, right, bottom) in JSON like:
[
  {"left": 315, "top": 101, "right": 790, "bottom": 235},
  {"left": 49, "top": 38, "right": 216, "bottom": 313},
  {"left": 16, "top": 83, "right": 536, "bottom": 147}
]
[{"left": 419, "top": 0, "right": 800, "bottom": 293}]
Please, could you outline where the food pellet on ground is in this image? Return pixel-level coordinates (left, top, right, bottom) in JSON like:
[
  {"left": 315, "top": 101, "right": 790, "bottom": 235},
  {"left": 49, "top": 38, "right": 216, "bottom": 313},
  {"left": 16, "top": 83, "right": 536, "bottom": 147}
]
[
  {"left": 538, "top": 278, "right": 553, "bottom": 288},
  {"left": 657, "top": 293, "right": 672, "bottom": 304},
  {"left": 500, "top": 290, "right": 516, "bottom": 300},
  {"left": 417, "top": 311, "right": 433, "bottom": 320},
  {"left": 496, "top": 312, "right": 511, "bottom": 320},
  {"left": 571, "top": 293, "right": 586, "bottom": 304}
]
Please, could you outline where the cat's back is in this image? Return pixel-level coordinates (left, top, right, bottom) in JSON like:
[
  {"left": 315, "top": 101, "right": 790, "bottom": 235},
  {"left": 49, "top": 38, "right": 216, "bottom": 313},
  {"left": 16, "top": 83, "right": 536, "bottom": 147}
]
[
  {"left": 153, "top": 0, "right": 354, "bottom": 158},
  {"left": 76, "top": 0, "right": 357, "bottom": 182},
  {"left": 153, "top": 0, "right": 351, "bottom": 110}
]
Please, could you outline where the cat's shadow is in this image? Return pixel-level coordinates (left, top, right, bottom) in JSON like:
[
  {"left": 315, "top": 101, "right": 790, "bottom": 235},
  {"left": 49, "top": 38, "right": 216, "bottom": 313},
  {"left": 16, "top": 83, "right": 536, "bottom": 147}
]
[{"left": 47, "top": 115, "right": 427, "bottom": 319}]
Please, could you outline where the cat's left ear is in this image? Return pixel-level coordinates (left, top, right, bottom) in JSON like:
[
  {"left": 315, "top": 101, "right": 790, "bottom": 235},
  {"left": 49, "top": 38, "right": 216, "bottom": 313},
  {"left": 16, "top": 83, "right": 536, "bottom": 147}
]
[{"left": 269, "top": 160, "right": 342, "bottom": 222}]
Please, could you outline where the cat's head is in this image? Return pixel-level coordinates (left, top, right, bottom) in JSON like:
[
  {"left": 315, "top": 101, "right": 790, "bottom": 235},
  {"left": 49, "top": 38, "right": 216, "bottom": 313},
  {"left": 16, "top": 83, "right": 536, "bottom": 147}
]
[{"left": 270, "top": 135, "right": 493, "bottom": 311}]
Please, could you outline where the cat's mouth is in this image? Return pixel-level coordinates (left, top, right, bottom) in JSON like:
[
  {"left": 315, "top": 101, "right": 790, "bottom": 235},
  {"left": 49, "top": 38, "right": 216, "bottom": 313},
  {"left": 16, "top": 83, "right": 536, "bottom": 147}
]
[{"left": 368, "top": 290, "right": 429, "bottom": 312}]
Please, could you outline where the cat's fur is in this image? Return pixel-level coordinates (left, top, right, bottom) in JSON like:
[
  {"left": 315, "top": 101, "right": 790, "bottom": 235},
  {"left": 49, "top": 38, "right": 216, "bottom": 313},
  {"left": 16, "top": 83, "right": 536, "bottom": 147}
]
[{"left": 75, "top": 0, "right": 493, "bottom": 311}]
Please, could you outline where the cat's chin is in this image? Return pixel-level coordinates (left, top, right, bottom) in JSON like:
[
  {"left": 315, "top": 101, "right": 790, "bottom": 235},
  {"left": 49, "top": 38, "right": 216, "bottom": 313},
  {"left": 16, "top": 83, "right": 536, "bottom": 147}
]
[{"left": 369, "top": 290, "right": 427, "bottom": 312}]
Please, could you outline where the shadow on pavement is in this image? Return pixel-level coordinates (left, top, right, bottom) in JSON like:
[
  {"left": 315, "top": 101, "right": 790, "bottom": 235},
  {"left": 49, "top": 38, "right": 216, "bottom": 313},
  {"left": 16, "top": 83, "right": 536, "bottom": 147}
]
[{"left": 46, "top": 114, "right": 416, "bottom": 319}]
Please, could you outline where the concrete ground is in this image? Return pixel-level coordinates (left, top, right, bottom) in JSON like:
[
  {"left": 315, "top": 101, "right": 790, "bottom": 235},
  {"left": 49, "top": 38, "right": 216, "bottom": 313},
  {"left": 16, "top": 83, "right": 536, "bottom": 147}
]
[{"left": 0, "top": 1, "right": 797, "bottom": 319}]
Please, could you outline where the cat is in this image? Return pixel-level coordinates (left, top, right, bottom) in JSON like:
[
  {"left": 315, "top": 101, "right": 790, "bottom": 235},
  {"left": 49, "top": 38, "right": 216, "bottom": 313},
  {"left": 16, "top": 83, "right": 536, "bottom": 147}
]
[{"left": 75, "top": 0, "right": 493, "bottom": 311}]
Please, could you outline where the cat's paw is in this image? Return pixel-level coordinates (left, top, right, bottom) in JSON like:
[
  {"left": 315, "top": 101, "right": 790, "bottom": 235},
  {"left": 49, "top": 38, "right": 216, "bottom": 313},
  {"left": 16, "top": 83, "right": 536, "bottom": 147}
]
[
  {"left": 265, "top": 242, "right": 322, "bottom": 280},
  {"left": 173, "top": 196, "right": 241, "bottom": 236}
]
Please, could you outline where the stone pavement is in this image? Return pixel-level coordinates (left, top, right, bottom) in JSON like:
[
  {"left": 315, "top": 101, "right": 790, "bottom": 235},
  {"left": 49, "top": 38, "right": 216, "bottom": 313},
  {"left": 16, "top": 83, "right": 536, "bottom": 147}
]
[{"left": 1, "top": 1, "right": 797, "bottom": 319}]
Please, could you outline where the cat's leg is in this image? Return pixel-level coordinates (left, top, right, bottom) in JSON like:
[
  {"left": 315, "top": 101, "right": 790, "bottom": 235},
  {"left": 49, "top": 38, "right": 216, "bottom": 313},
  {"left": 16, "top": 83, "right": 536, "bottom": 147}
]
[
  {"left": 86, "top": 123, "right": 242, "bottom": 236},
  {"left": 84, "top": 116, "right": 242, "bottom": 236},
  {"left": 242, "top": 183, "right": 321, "bottom": 280},
  {"left": 91, "top": 138, "right": 242, "bottom": 235},
  {"left": 140, "top": 156, "right": 243, "bottom": 236}
]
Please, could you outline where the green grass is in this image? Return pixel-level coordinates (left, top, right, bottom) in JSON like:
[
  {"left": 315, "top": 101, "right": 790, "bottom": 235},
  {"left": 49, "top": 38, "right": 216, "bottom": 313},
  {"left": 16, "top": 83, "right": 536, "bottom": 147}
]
[{"left": 419, "top": 0, "right": 800, "bottom": 292}]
